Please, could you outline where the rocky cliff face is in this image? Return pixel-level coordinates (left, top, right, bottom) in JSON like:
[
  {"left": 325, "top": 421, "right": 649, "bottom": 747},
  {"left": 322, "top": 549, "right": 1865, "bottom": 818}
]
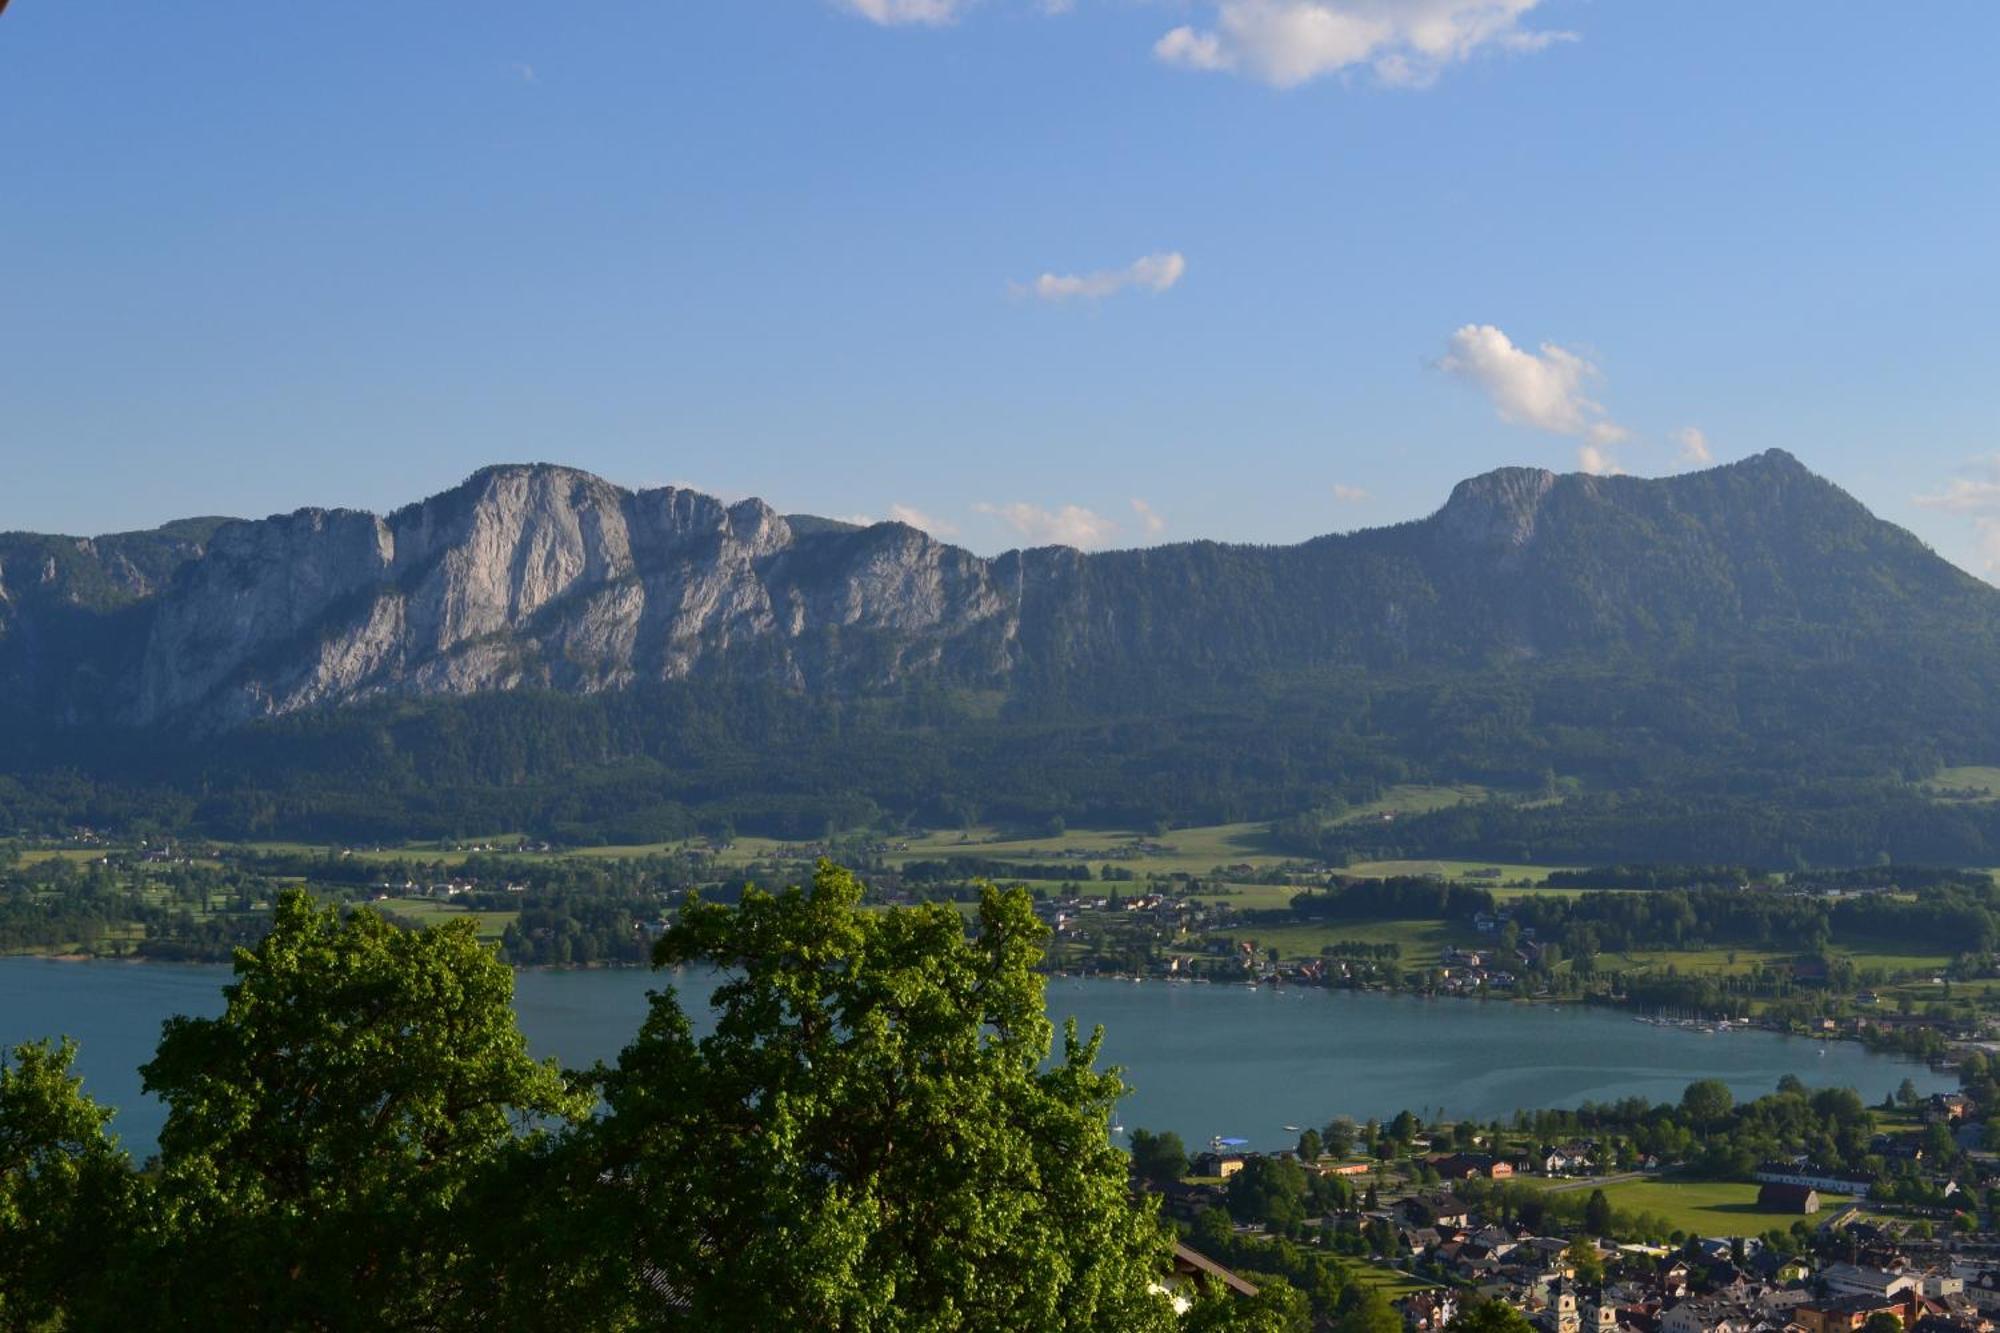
[
  {"left": 123, "top": 465, "right": 1019, "bottom": 726},
  {"left": 4, "top": 449, "right": 1981, "bottom": 732}
]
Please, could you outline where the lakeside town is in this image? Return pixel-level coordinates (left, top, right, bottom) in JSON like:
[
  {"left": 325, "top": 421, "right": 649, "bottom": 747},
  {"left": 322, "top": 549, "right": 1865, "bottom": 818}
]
[{"left": 1139, "top": 1081, "right": 2000, "bottom": 1333}]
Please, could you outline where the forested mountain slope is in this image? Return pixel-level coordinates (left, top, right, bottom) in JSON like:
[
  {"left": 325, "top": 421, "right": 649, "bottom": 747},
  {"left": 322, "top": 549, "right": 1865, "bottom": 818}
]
[{"left": 5, "top": 450, "right": 1998, "bottom": 862}]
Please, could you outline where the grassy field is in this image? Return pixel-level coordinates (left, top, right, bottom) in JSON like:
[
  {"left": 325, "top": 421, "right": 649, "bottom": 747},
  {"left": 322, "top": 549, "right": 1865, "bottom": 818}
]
[
  {"left": 889, "top": 822, "right": 1284, "bottom": 877},
  {"left": 16, "top": 848, "right": 117, "bottom": 867},
  {"left": 1333, "top": 784, "right": 1498, "bottom": 826},
  {"left": 1921, "top": 766, "right": 2000, "bottom": 802},
  {"left": 375, "top": 897, "right": 517, "bottom": 941},
  {"left": 1617, "top": 942, "right": 1952, "bottom": 979},
  {"left": 1584, "top": 1178, "right": 1851, "bottom": 1235},
  {"left": 1345, "top": 1263, "right": 1438, "bottom": 1296},
  {"left": 1216, "top": 919, "right": 1473, "bottom": 959},
  {"left": 1342, "top": 859, "right": 1561, "bottom": 885}
]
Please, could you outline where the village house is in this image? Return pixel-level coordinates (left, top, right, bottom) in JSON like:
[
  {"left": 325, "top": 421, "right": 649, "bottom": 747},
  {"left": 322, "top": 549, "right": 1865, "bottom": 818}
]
[
  {"left": 1193, "top": 1150, "right": 1247, "bottom": 1179},
  {"left": 1819, "top": 1265, "right": 1920, "bottom": 1303},
  {"left": 1926, "top": 1093, "right": 1974, "bottom": 1125},
  {"left": 1755, "top": 1182, "right": 1821, "bottom": 1214},
  {"left": 1794, "top": 1292, "right": 1919, "bottom": 1333},
  {"left": 1753, "top": 1161, "right": 1875, "bottom": 1199},
  {"left": 1399, "top": 1290, "right": 1462, "bottom": 1332},
  {"left": 1433, "top": 1153, "right": 1516, "bottom": 1180}
]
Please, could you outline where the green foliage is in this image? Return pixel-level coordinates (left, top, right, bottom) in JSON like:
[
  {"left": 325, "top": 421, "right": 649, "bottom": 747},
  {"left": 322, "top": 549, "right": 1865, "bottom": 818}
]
[
  {"left": 1584, "top": 1189, "right": 1613, "bottom": 1236},
  {"left": 0, "top": 1038, "right": 135, "bottom": 1330},
  {"left": 1449, "top": 1300, "right": 1537, "bottom": 1333},
  {"left": 1227, "top": 1155, "right": 1310, "bottom": 1229},
  {"left": 1186, "top": 1273, "right": 1312, "bottom": 1333},
  {"left": 137, "top": 890, "right": 591, "bottom": 1325},
  {"left": 1567, "top": 1237, "right": 1605, "bottom": 1286},
  {"left": 1131, "top": 1127, "right": 1191, "bottom": 1187},
  {"left": 1335, "top": 1286, "right": 1408, "bottom": 1333},
  {"left": 1681, "top": 1079, "right": 1735, "bottom": 1126},
  {"left": 582, "top": 861, "right": 1178, "bottom": 1329}
]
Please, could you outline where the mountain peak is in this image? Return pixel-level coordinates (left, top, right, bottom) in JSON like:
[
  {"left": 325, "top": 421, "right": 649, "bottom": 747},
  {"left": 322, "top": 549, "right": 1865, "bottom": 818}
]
[{"left": 1435, "top": 465, "right": 1560, "bottom": 549}]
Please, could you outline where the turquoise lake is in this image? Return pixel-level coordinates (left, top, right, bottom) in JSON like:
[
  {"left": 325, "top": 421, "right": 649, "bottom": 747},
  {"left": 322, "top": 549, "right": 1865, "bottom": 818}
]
[{"left": 0, "top": 959, "right": 1957, "bottom": 1158}]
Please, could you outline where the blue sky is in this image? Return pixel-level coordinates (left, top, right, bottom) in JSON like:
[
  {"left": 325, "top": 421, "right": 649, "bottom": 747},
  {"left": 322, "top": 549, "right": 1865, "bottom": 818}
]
[{"left": 3, "top": 1, "right": 1998, "bottom": 573}]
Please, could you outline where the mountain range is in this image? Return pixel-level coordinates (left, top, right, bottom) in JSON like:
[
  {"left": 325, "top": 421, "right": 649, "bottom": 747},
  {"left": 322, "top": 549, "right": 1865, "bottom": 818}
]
[{"left": 6, "top": 450, "right": 2000, "bottom": 862}]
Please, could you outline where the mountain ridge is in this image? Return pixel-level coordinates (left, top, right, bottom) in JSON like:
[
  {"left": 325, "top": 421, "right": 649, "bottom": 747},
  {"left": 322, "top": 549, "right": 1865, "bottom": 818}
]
[
  {"left": 2, "top": 449, "right": 1990, "bottom": 735},
  {"left": 11, "top": 449, "right": 2000, "bottom": 859}
]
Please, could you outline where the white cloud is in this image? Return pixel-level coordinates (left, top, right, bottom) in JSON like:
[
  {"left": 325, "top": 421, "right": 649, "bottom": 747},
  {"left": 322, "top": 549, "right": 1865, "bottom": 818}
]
[
  {"left": 1014, "top": 251, "right": 1187, "bottom": 303},
  {"left": 1576, "top": 444, "right": 1622, "bottom": 476},
  {"left": 1675, "top": 426, "right": 1713, "bottom": 466},
  {"left": 1332, "top": 484, "right": 1373, "bottom": 503},
  {"left": 887, "top": 502, "right": 959, "bottom": 538},
  {"left": 507, "top": 62, "right": 539, "bottom": 85},
  {"left": 1915, "top": 457, "right": 2000, "bottom": 577},
  {"left": 1154, "top": 0, "right": 1570, "bottom": 90},
  {"left": 1129, "top": 498, "right": 1168, "bottom": 536},
  {"left": 1914, "top": 466, "right": 2000, "bottom": 517},
  {"left": 837, "top": 0, "right": 972, "bottom": 25},
  {"left": 1438, "top": 324, "right": 1629, "bottom": 465},
  {"left": 975, "top": 501, "right": 1119, "bottom": 549}
]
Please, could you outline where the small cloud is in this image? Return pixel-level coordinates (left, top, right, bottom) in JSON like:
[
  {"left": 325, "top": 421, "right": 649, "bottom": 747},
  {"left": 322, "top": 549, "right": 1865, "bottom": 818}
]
[
  {"left": 1013, "top": 251, "right": 1187, "bottom": 303},
  {"left": 1916, "top": 458, "right": 2000, "bottom": 579},
  {"left": 1675, "top": 426, "right": 1713, "bottom": 466},
  {"left": 1129, "top": 498, "right": 1168, "bottom": 536},
  {"left": 834, "top": 512, "right": 878, "bottom": 527},
  {"left": 1576, "top": 444, "right": 1622, "bottom": 477},
  {"left": 507, "top": 61, "right": 539, "bottom": 85},
  {"left": 975, "top": 501, "right": 1119, "bottom": 549},
  {"left": 1155, "top": 0, "right": 1572, "bottom": 90},
  {"left": 1914, "top": 460, "right": 2000, "bottom": 517},
  {"left": 1332, "top": 484, "right": 1372, "bottom": 503},
  {"left": 1438, "top": 324, "right": 1629, "bottom": 463},
  {"left": 836, "top": 0, "right": 973, "bottom": 25},
  {"left": 887, "top": 502, "right": 959, "bottom": 538}
]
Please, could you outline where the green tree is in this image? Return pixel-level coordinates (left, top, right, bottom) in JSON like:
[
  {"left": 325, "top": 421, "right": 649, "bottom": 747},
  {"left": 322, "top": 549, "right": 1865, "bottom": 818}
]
[
  {"left": 1132, "top": 1127, "right": 1191, "bottom": 1187},
  {"left": 1335, "top": 1285, "right": 1407, "bottom": 1333},
  {"left": 585, "top": 861, "right": 1177, "bottom": 1330},
  {"left": 137, "top": 890, "right": 590, "bottom": 1328},
  {"left": 1681, "top": 1079, "right": 1735, "bottom": 1126},
  {"left": 1322, "top": 1118, "right": 1356, "bottom": 1159},
  {"left": 1297, "top": 1128, "right": 1323, "bottom": 1162},
  {"left": 1186, "top": 1272, "right": 1312, "bottom": 1333},
  {"left": 1584, "top": 1188, "right": 1614, "bottom": 1237},
  {"left": 1227, "top": 1156, "right": 1309, "bottom": 1229},
  {"left": 0, "top": 1038, "right": 138, "bottom": 1330},
  {"left": 1449, "top": 1300, "right": 1538, "bottom": 1333},
  {"left": 1567, "top": 1237, "right": 1605, "bottom": 1286},
  {"left": 1861, "top": 1314, "right": 1903, "bottom": 1333}
]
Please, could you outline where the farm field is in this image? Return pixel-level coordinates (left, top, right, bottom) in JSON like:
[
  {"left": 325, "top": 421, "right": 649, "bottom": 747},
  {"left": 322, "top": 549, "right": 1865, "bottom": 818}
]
[
  {"left": 1332, "top": 784, "right": 1500, "bottom": 826},
  {"left": 1345, "top": 1263, "right": 1437, "bottom": 1297},
  {"left": 1219, "top": 919, "right": 1475, "bottom": 960},
  {"left": 1580, "top": 1178, "right": 1852, "bottom": 1235},
  {"left": 1343, "top": 859, "right": 1563, "bottom": 886},
  {"left": 377, "top": 897, "right": 517, "bottom": 942},
  {"left": 889, "top": 822, "right": 1283, "bottom": 878},
  {"left": 1616, "top": 944, "right": 1952, "bottom": 979},
  {"left": 1921, "top": 766, "right": 2000, "bottom": 802}
]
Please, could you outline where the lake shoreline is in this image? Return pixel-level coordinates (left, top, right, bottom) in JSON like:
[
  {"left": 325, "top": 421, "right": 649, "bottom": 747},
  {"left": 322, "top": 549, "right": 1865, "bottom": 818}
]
[{"left": 4, "top": 948, "right": 1950, "bottom": 1072}]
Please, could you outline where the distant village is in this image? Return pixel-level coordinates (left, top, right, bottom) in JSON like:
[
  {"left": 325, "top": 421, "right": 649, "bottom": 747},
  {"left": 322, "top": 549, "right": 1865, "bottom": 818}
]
[{"left": 1145, "top": 1084, "right": 2000, "bottom": 1333}]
